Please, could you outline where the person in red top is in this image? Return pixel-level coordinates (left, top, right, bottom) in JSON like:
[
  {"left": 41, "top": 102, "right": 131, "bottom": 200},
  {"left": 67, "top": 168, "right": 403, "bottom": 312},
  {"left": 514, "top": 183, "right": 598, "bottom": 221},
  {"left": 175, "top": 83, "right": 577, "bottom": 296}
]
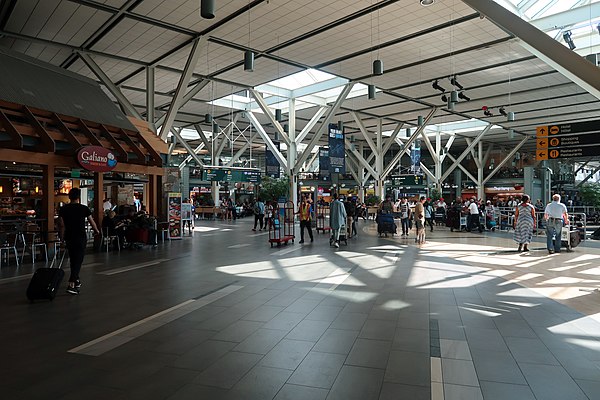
[
  {"left": 57, "top": 188, "right": 100, "bottom": 295},
  {"left": 296, "top": 196, "right": 314, "bottom": 244}
]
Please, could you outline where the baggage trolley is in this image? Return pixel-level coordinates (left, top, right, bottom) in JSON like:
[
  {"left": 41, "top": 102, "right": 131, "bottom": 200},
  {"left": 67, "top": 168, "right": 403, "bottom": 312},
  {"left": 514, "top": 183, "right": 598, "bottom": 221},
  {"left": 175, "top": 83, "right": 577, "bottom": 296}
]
[{"left": 269, "top": 201, "right": 295, "bottom": 247}]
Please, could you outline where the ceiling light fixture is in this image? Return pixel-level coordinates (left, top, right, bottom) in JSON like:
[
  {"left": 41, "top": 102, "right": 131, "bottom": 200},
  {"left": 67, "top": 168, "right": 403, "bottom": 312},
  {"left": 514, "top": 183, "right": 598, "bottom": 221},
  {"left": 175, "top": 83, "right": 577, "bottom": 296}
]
[
  {"left": 498, "top": 107, "right": 507, "bottom": 117},
  {"left": 275, "top": 109, "right": 282, "bottom": 122},
  {"left": 420, "top": 0, "right": 435, "bottom": 6},
  {"left": 368, "top": 84, "right": 376, "bottom": 100},
  {"left": 373, "top": 59, "right": 383, "bottom": 76},
  {"left": 507, "top": 111, "right": 515, "bottom": 122},
  {"left": 450, "top": 90, "right": 459, "bottom": 103},
  {"left": 200, "top": 0, "right": 215, "bottom": 19},
  {"left": 449, "top": 76, "right": 463, "bottom": 90},
  {"left": 204, "top": 113, "right": 213, "bottom": 124},
  {"left": 458, "top": 92, "right": 470, "bottom": 101},
  {"left": 244, "top": 1, "right": 254, "bottom": 71},
  {"left": 563, "top": 30, "right": 576, "bottom": 50}
]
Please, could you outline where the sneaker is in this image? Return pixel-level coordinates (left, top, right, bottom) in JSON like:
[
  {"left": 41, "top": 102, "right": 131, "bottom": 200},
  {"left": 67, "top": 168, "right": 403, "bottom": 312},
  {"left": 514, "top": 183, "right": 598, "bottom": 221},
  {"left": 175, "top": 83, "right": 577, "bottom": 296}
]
[
  {"left": 299, "top": 240, "right": 305, "bottom": 244},
  {"left": 66, "top": 287, "right": 79, "bottom": 295},
  {"left": 252, "top": 228, "right": 256, "bottom": 232},
  {"left": 310, "top": 238, "right": 314, "bottom": 242},
  {"left": 75, "top": 280, "right": 82, "bottom": 289},
  {"left": 334, "top": 242, "right": 340, "bottom": 248}
]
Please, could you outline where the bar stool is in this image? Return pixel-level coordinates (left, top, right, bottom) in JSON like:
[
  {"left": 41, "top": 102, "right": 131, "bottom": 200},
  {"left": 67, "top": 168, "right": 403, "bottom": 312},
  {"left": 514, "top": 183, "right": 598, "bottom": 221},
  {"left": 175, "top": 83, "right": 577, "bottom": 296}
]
[
  {"left": 46, "top": 231, "right": 62, "bottom": 260},
  {"left": 0, "top": 232, "right": 20, "bottom": 268}
]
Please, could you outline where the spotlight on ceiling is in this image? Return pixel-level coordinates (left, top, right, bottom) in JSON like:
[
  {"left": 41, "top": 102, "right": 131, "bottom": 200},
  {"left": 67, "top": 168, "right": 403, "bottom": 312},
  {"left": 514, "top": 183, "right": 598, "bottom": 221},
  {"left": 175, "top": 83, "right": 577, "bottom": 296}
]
[
  {"left": 450, "top": 76, "right": 464, "bottom": 90},
  {"left": 432, "top": 80, "right": 446, "bottom": 92},
  {"left": 373, "top": 59, "right": 384, "bottom": 76},
  {"left": 482, "top": 106, "right": 493, "bottom": 117},
  {"left": 441, "top": 95, "right": 448, "bottom": 103},
  {"left": 368, "top": 84, "right": 376, "bottom": 100},
  {"left": 563, "top": 31, "right": 576, "bottom": 50},
  {"left": 420, "top": 0, "right": 435, "bottom": 6},
  {"left": 458, "top": 92, "right": 471, "bottom": 101},
  {"left": 200, "top": 0, "right": 215, "bottom": 19},
  {"left": 498, "top": 107, "right": 507, "bottom": 117}
]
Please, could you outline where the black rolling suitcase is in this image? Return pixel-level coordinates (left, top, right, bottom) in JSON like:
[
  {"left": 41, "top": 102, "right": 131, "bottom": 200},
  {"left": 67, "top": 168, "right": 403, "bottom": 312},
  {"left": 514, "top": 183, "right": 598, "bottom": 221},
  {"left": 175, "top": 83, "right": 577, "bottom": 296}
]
[{"left": 26, "top": 250, "right": 66, "bottom": 302}]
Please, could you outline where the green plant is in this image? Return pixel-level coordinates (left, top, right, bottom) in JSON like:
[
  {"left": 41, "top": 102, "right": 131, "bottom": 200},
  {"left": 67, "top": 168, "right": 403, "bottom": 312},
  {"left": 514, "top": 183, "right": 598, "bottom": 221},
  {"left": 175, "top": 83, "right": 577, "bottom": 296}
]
[
  {"left": 578, "top": 183, "right": 600, "bottom": 208},
  {"left": 430, "top": 188, "right": 442, "bottom": 202},
  {"left": 365, "top": 194, "right": 381, "bottom": 206},
  {"left": 258, "top": 176, "right": 290, "bottom": 203}
]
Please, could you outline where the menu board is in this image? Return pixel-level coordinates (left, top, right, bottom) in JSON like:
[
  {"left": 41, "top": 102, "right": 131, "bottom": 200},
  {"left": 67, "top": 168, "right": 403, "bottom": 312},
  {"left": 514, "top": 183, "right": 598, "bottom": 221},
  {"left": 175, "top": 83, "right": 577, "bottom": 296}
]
[{"left": 167, "top": 192, "right": 182, "bottom": 240}]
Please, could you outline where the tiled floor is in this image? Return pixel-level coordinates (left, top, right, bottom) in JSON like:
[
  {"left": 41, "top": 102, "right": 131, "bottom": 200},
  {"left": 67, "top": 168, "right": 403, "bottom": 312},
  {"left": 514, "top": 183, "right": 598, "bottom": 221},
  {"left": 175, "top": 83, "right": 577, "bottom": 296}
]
[{"left": 2, "top": 218, "right": 600, "bottom": 399}]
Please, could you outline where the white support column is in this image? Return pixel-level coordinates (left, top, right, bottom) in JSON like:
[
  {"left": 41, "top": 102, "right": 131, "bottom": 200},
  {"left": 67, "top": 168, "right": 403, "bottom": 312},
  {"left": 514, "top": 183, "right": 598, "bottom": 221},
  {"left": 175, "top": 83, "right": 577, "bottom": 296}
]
[
  {"left": 383, "top": 108, "right": 437, "bottom": 178},
  {"left": 288, "top": 98, "right": 298, "bottom": 207},
  {"left": 146, "top": 66, "right": 155, "bottom": 129},
  {"left": 440, "top": 135, "right": 455, "bottom": 163},
  {"left": 78, "top": 52, "right": 142, "bottom": 119},
  {"left": 434, "top": 130, "right": 442, "bottom": 192},
  {"left": 375, "top": 118, "right": 384, "bottom": 199},
  {"left": 477, "top": 141, "right": 485, "bottom": 199},
  {"left": 226, "top": 142, "right": 250, "bottom": 167},
  {"left": 171, "top": 127, "right": 204, "bottom": 167},
  {"left": 345, "top": 154, "right": 362, "bottom": 186},
  {"left": 359, "top": 143, "right": 366, "bottom": 200},
  {"left": 247, "top": 112, "right": 288, "bottom": 169},
  {"left": 296, "top": 107, "right": 328, "bottom": 144},
  {"left": 249, "top": 89, "right": 290, "bottom": 146},
  {"left": 159, "top": 36, "right": 206, "bottom": 140},
  {"left": 483, "top": 136, "right": 530, "bottom": 184},
  {"left": 294, "top": 83, "right": 355, "bottom": 170},
  {"left": 441, "top": 124, "right": 492, "bottom": 182},
  {"left": 155, "top": 80, "right": 209, "bottom": 128}
]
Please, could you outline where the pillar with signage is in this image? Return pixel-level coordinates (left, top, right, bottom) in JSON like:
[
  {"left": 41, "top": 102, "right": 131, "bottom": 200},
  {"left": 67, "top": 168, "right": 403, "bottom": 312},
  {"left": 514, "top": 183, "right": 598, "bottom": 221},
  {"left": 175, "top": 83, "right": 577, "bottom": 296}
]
[{"left": 167, "top": 192, "right": 182, "bottom": 239}]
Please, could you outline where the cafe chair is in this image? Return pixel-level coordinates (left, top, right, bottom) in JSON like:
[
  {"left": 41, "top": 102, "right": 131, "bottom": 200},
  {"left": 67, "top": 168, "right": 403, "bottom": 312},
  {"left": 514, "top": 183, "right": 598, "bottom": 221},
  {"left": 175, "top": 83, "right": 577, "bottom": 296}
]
[
  {"left": 102, "top": 227, "right": 120, "bottom": 252},
  {"left": 0, "top": 232, "right": 20, "bottom": 268},
  {"left": 21, "top": 225, "right": 48, "bottom": 264},
  {"left": 46, "top": 231, "right": 62, "bottom": 260}
]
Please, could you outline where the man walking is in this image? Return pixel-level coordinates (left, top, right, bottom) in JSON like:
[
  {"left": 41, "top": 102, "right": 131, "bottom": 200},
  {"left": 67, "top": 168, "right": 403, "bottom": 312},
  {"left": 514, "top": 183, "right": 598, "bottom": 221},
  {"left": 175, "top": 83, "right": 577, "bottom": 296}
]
[
  {"left": 252, "top": 198, "right": 265, "bottom": 231},
  {"left": 58, "top": 188, "right": 100, "bottom": 295},
  {"left": 329, "top": 194, "right": 347, "bottom": 248},
  {"left": 399, "top": 197, "right": 411, "bottom": 237},
  {"left": 297, "top": 197, "right": 314, "bottom": 244},
  {"left": 544, "top": 194, "right": 569, "bottom": 254},
  {"left": 468, "top": 197, "right": 483, "bottom": 233}
]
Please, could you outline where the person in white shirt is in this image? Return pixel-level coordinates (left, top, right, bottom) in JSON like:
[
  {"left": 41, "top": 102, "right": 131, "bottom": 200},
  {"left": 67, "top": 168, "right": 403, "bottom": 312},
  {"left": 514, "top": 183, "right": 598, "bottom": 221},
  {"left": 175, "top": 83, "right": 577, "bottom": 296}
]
[
  {"left": 544, "top": 194, "right": 569, "bottom": 254},
  {"left": 102, "top": 198, "right": 112, "bottom": 212},
  {"left": 467, "top": 197, "right": 483, "bottom": 233}
]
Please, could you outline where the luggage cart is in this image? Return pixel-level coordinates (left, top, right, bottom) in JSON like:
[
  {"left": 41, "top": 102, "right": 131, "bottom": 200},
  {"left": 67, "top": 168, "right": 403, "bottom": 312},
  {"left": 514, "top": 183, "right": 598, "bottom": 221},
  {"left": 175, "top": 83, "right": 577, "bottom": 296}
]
[
  {"left": 316, "top": 204, "right": 331, "bottom": 234},
  {"left": 269, "top": 201, "right": 295, "bottom": 247}
]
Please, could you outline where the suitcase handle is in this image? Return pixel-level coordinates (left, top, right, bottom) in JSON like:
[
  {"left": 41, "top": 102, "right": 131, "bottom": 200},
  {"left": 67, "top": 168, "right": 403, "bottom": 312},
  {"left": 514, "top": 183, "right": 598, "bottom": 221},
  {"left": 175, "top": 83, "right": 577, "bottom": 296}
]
[{"left": 50, "top": 248, "right": 68, "bottom": 269}]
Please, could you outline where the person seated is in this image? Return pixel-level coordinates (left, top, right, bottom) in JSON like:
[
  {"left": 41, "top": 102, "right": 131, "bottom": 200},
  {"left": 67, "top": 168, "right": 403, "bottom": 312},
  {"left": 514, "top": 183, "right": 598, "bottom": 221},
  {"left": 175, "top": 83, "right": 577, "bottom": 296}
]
[{"left": 102, "top": 211, "right": 127, "bottom": 248}]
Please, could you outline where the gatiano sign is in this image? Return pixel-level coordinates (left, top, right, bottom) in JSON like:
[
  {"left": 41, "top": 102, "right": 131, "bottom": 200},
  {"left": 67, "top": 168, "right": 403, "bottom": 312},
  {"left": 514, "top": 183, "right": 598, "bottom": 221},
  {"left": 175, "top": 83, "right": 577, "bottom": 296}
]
[{"left": 76, "top": 146, "right": 118, "bottom": 172}]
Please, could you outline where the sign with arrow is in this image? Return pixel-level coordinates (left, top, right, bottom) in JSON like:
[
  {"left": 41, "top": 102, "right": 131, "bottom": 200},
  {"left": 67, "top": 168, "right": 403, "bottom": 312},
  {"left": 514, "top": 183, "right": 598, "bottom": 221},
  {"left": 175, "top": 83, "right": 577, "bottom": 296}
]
[
  {"left": 548, "top": 146, "right": 599, "bottom": 159},
  {"left": 537, "top": 150, "right": 548, "bottom": 161}
]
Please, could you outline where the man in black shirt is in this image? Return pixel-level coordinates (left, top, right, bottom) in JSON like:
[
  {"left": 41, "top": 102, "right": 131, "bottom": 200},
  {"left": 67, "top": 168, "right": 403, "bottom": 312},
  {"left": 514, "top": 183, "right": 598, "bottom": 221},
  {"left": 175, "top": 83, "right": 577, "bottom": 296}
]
[{"left": 58, "top": 188, "right": 100, "bottom": 295}]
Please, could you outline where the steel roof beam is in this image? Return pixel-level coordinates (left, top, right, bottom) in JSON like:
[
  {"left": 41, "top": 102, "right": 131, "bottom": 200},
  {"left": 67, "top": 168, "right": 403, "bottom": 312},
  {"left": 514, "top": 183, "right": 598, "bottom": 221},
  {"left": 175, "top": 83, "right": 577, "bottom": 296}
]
[
  {"left": 171, "top": 127, "right": 204, "bottom": 167},
  {"left": 249, "top": 89, "right": 289, "bottom": 146},
  {"left": 440, "top": 124, "right": 492, "bottom": 182},
  {"left": 483, "top": 135, "right": 529, "bottom": 184},
  {"left": 159, "top": 36, "right": 206, "bottom": 140},
  {"left": 246, "top": 111, "right": 287, "bottom": 169},
  {"left": 155, "top": 79, "right": 209, "bottom": 128},
  {"left": 77, "top": 52, "right": 142, "bottom": 119},
  {"left": 462, "top": 0, "right": 600, "bottom": 101}
]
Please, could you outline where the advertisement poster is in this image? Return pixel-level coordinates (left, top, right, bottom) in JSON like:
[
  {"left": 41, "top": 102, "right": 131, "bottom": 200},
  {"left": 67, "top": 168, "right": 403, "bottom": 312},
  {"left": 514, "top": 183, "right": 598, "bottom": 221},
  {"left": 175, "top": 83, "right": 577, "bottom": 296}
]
[
  {"left": 265, "top": 142, "right": 281, "bottom": 178},
  {"left": 168, "top": 192, "right": 182, "bottom": 239},
  {"left": 328, "top": 123, "right": 345, "bottom": 174},
  {"left": 181, "top": 203, "right": 193, "bottom": 220},
  {"left": 319, "top": 147, "right": 330, "bottom": 180},
  {"left": 410, "top": 142, "right": 422, "bottom": 175}
]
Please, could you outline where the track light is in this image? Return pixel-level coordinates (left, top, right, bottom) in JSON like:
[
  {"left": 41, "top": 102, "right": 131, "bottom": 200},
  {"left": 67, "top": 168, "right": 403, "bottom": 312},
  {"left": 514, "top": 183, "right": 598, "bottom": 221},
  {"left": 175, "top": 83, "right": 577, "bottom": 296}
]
[
  {"left": 283, "top": 124, "right": 289, "bottom": 133},
  {"left": 420, "top": 0, "right": 435, "bottom": 5},
  {"left": 417, "top": 116, "right": 424, "bottom": 126},
  {"left": 373, "top": 59, "right": 384, "bottom": 76},
  {"left": 368, "top": 84, "right": 376, "bottom": 100},
  {"left": 200, "top": 0, "right": 215, "bottom": 19},
  {"left": 204, "top": 113, "right": 213, "bottom": 124},
  {"left": 447, "top": 99, "right": 455, "bottom": 111},
  {"left": 563, "top": 31, "right": 576, "bottom": 50},
  {"left": 498, "top": 107, "right": 507, "bottom": 117},
  {"left": 450, "top": 76, "right": 464, "bottom": 90},
  {"left": 213, "top": 122, "right": 219, "bottom": 133},
  {"left": 507, "top": 112, "right": 515, "bottom": 122},
  {"left": 432, "top": 80, "right": 445, "bottom": 92},
  {"left": 482, "top": 106, "right": 493, "bottom": 117},
  {"left": 508, "top": 129, "right": 515, "bottom": 139},
  {"left": 458, "top": 92, "right": 470, "bottom": 101},
  {"left": 244, "top": 50, "right": 254, "bottom": 71}
]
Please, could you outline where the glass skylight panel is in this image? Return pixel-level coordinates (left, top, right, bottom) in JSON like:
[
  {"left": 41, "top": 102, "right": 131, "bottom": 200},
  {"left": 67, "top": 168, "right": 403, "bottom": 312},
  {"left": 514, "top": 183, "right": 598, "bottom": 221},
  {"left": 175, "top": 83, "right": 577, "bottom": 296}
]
[{"left": 267, "top": 68, "right": 337, "bottom": 90}]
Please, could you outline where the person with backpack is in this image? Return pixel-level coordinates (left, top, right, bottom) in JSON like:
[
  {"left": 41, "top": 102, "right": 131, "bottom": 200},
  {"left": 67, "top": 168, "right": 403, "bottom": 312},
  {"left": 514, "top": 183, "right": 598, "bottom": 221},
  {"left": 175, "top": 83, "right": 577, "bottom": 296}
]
[
  {"left": 399, "top": 197, "right": 412, "bottom": 237},
  {"left": 252, "top": 198, "right": 265, "bottom": 231}
]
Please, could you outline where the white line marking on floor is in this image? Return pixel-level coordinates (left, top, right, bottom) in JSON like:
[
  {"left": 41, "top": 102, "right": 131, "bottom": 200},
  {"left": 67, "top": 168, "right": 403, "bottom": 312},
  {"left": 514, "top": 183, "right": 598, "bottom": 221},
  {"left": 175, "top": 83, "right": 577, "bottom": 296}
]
[
  {"left": 272, "top": 246, "right": 301, "bottom": 255},
  {"left": 68, "top": 284, "right": 244, "bottom": 356},
  {"left": 97, "top": 259, "right": 170, "bottom": 275},
  {"left": 0, "top": 263, "right": 103, "bottom": 285},
  {"left": 227, "top": 244, "right": 251, "bottom": 249},
  {"left": 431, "top": 357, "right": 444, "bottom": 400}
]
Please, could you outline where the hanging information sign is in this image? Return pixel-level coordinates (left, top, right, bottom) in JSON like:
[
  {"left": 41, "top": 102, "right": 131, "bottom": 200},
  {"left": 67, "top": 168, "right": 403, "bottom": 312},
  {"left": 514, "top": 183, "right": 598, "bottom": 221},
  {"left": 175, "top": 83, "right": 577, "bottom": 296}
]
[{"left": 328, "top": 124, "right": 345, "bottom": 174}]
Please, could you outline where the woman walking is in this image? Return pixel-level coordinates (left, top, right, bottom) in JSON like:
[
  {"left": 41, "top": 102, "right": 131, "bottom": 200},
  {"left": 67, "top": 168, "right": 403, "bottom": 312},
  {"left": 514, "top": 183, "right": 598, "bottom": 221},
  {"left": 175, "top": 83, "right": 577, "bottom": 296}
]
[{"left": 513, "top": 194, "right": 536, "bottom": 252}]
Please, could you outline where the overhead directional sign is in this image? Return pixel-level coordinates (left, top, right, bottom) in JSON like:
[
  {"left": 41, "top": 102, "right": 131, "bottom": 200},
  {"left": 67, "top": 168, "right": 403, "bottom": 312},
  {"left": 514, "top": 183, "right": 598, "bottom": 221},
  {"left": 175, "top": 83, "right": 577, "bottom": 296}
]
[{"left": 536, "top": 120, "right": 600, "bottom": 160}]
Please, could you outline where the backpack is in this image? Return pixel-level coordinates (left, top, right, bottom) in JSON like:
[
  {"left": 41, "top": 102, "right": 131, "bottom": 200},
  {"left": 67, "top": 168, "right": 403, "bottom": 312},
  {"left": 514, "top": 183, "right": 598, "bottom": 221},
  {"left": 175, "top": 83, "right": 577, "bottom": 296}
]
[{"left": 254, "top": 202, "right": 262, "bottom": 214}]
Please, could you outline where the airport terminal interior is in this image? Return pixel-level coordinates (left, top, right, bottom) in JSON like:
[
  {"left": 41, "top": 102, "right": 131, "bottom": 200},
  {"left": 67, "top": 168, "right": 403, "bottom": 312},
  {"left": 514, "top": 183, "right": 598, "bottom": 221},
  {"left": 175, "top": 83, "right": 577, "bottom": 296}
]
[{"left": 1, "top": 0, "right": 600, "bottom": 399}]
